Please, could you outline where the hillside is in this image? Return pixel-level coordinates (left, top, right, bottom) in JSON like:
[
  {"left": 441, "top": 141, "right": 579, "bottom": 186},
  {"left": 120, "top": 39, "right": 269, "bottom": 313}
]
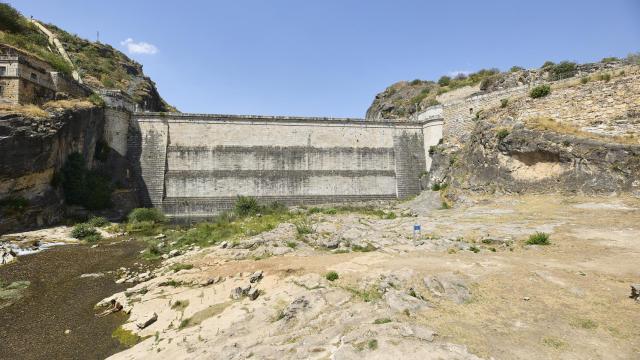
[
  {"left": 367, "top": 56, "right": 640, "bottom": 120},
  {"left": 0, "top": 3, "right": 176, "bottom": 112}
]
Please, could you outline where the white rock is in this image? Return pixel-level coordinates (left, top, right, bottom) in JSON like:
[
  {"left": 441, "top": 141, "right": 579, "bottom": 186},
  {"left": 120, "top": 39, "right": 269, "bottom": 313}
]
[{"left": 136, "top": 312, "right": 158, "bottom": 329}]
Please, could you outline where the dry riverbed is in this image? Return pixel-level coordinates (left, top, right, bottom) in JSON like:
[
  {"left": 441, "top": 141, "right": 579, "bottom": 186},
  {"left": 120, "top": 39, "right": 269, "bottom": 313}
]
[{"left": 95, "top": 193, "right": 640, "bottom": 359}]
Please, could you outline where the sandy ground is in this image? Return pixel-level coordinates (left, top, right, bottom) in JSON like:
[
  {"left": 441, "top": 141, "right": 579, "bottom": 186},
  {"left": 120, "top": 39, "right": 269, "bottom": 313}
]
[{"left": 101, "top": 193, "right": 640, "bottom": 360}]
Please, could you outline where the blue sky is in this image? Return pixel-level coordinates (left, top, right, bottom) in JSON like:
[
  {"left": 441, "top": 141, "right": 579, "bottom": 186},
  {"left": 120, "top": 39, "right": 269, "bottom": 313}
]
[{"left": 11, "top": 0, "right": 640, "bottom": 117}]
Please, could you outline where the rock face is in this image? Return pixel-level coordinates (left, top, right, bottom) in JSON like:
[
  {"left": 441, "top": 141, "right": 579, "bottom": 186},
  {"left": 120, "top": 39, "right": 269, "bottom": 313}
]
[
  {"left": 0, "top": 107, "right": 105, "bottom": 233},
  {"left": 430, "top": 120, "right": 640, "bottom": 196}
]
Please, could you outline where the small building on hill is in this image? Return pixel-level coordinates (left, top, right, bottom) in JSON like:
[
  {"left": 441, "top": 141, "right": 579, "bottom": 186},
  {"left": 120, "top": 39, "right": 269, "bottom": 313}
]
[{"left": 0, "top": 44, "right": 90, "bottom": 105}]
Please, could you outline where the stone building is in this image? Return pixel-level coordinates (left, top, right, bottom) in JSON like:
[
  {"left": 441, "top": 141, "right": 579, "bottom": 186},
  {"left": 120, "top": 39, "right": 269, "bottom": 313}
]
[{"left": 0, "top": 44, "right": 89, "bottom": 105}]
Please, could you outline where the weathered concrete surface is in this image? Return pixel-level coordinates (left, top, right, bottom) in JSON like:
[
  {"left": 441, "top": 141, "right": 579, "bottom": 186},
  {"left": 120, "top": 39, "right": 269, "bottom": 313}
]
[{"left": 131, "top": 113, "right": 442, "bottom": 220}]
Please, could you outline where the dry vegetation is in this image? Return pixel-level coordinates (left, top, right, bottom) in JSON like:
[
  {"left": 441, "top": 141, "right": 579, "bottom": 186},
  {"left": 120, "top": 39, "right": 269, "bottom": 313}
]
[
  {"left": 525, "top": 117, "right": 639, "bottom": 145},
  {"left": 0, "top": 103, "right": 48, "bottom": 117}
]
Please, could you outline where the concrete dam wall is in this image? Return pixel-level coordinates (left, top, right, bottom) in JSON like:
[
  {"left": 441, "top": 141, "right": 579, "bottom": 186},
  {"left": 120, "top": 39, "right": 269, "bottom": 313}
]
[{"left": 128, "top": 113, "right": 443, "bottom": 220}]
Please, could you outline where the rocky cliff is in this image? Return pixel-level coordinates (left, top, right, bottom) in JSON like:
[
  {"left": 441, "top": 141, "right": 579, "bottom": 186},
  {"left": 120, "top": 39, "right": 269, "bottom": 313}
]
[
  {"left": 0, "top": 104, "right": 105, "bottom": 233},
  {"left": 429, "top": 120, "right": 640, "bottom": 199}
]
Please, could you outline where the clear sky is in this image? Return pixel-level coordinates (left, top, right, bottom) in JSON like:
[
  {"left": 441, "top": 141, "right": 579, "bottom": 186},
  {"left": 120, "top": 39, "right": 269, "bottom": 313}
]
[{"left": 10, "top": 0, "right": 640, "bottom": 117}]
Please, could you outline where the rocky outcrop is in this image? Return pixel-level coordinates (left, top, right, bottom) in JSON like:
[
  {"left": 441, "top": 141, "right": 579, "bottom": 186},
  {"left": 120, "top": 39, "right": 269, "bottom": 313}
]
[
  {"left": 0, "top": 107, "right": 104, "bottom": 233},
  {"left": 430, "top": 120, "right": 640, "bottom": 196}
]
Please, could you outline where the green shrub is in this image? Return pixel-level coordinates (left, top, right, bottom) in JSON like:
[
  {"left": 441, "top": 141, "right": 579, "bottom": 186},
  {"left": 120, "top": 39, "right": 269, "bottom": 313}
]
[
  {"left": 510, "top": 66, "right": 525, "bottom": 72},
  {"left": 409, "top": 79, "right": 422, "bottom": 85},
  {"left": 295, "top": 219, "right": 314, "bottom": 236},
  {"left": 59, "top": 153, "right": 112, "bottom": 210},
  {"left": 530, "top": 85, "right": 551, "bottom": 98},
  {"left": 496, "top": 128, "right": 510, "bottom": 140},
  {"left": 580, "top": 76, "right": 590, "bottom": 84},
  {"left": 500, "top": 98, "right": 509, "bottom": 108},
  {"left": 71, "top": 223, "right": 100, "bottom": 240},
  {"left": 83, "top": 172, "right": 112, "bottom": 210},
  {"left": 548, "top": 61, "right": 577, "bottom": 80},
  {"left": 627, "top": 52, "right": 640, "bottom": 65},
  {"left": 368, "top": 339, "right": 378, "bottom": 350},
  {"left": 234, "top": 196, "right": 260, "bottom": 216},
  {"left": 0, "top": 3, "right": 28, "bottom": 33},
  {"left": 526, "top": 232, "right": 550, "bottom": 245},
  {"left": 325, "top": 271, "right": 339, "bottom": 281},
  {"left": 373, "top": 318, "right": 392, "bottom": 324},
  {"left": 127, "top": 208, "right": 165, "bottom": 223},
  {"left": 469, "top": 245, "right": 480, "bottom": 253},
  {"left": 601, "top": 57, "right": 619, "bottom": 63},
  {"left": 437, "top": 75, "right": 451, "bottom": 86},
  {"left": 87, "top": 216, "right": 108, "bottom": 227},
  {"left": 541, "top": 61, "right": 555, "bottom": 69},
  {"left": 87, "top": 93, "right": 105, "bottom": 107}
]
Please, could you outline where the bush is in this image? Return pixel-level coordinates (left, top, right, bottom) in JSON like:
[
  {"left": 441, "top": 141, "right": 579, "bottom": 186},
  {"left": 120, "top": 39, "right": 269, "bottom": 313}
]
[
  {"left": 0, "top": 3, "right": 28, "bottom": 33},
  {"left": 541, "top": 61, "right": 555, "bottom": 69},
  {"left": 325, "top": 271, "right": 339, "bottom": 281},
  {"left": 496, "top": 128, "right": 510, "bottom": 140},
  {"left": 510, "top": 66, "right": 525, "bottom": 72},
  {"left": 71, "top": 223, "right": 100, "bottom": 240},
  {"left": 234, "top": 196, "right": 260, "bottom": 217},
  {"left": 530, "top": 85, "right": 551, "bottom": 98},
  {"left": 500, "top": 98, "right": 509, "bottom": 108},
  {"left": 88, "top": 94, "right": 105, "bottom": 107},
  {"left": 601, "top": 57, "right": 619, "bottom": 63},
  {"left": 295, "top": 219, "right": 314, "bottom": 236},
  {"left": 548, "top": 61, "right": 577, "bottom": 80},
  {"left": 526, "top": 232, "right": 550, "bottom": 245},
  {"left": 127, "top": 208, "right": 165, "bottom": 223},
  {"left": 580, "top": 76, "right": 590, "bottom": 84},
  {"left": 409, "top": 79, "right": 422, "bottom": 86},
  {"left": 437, "top": 75, "right": 451, "bottom": 86},
  {"left": 83, "top": 172, "right": 112, "bottom": 210},
  {"left": 59, "top": 153, "right": 112, "bottom": 210},
  {"left": 87, "top": 216, "right": 108, "bottom": 227}
]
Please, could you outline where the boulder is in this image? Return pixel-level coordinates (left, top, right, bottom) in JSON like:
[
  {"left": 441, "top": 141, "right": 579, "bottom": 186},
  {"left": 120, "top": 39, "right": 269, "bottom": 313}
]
[
  {"left": 136, "top": 312, "right": 158, "bottom": 329},
  {"left": 247, "top": 287, "right": 260, "bottom": 300},
  {"left": 231, "top": 287, "right": 243, "bottom": 300},
  {"left": 249, "top": 270, "right": 263, "bottom": 283},
  {"left": 630, "top": 284, "right": 640, "bottom": 302}
]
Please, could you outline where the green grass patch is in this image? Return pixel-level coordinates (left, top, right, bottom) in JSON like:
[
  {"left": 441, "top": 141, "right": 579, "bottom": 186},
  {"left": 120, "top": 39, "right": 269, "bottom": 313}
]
[
  {"left": 351, "top": 243, "right": 376, "bottom": 252},
  {"left": 169, "top": 263, "right": 194, "bottom": 272},
  {"left": 344, "top": 286, "right": 382, "bottom": 303},
  {"left": 285, "top": 241, "right": 298, "bottom": 249},
  {"left": 526, "top": 232, "right": 550, "bottom": 245},
  {"left": 373, "top": 318, "right": 391, "bottom": 324},
  {"left": 368, "top": 339, "right": 378, "bottom": 350},
  {"left": 86, "top": 216, "right": 109, "bottom": 227},
  {"left": 542, "top": 336, "right": 566, "bottom": 349},
  {"left": 325, "top": 271, "right": 339, "bottom": 281},
  {"left": 570, "top": 318, "right": 598, "bottom": 329},
  {"left": 112, "top": 326, "right": 140, "bottom": 348},
  {"left": 171, "top": 299, "right": 189, "bottom": 311}
]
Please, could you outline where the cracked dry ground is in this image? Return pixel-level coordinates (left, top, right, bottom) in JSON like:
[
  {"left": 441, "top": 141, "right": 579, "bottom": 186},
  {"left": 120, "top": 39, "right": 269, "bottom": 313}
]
[{"left": 104, "top": 193, "right": 640, "bottom": 360}]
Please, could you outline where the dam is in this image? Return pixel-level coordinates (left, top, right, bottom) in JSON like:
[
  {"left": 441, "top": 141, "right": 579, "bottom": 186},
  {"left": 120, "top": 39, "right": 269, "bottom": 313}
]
[{"left": 121, "top": 112, "right": 443, "bottom": 220}]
